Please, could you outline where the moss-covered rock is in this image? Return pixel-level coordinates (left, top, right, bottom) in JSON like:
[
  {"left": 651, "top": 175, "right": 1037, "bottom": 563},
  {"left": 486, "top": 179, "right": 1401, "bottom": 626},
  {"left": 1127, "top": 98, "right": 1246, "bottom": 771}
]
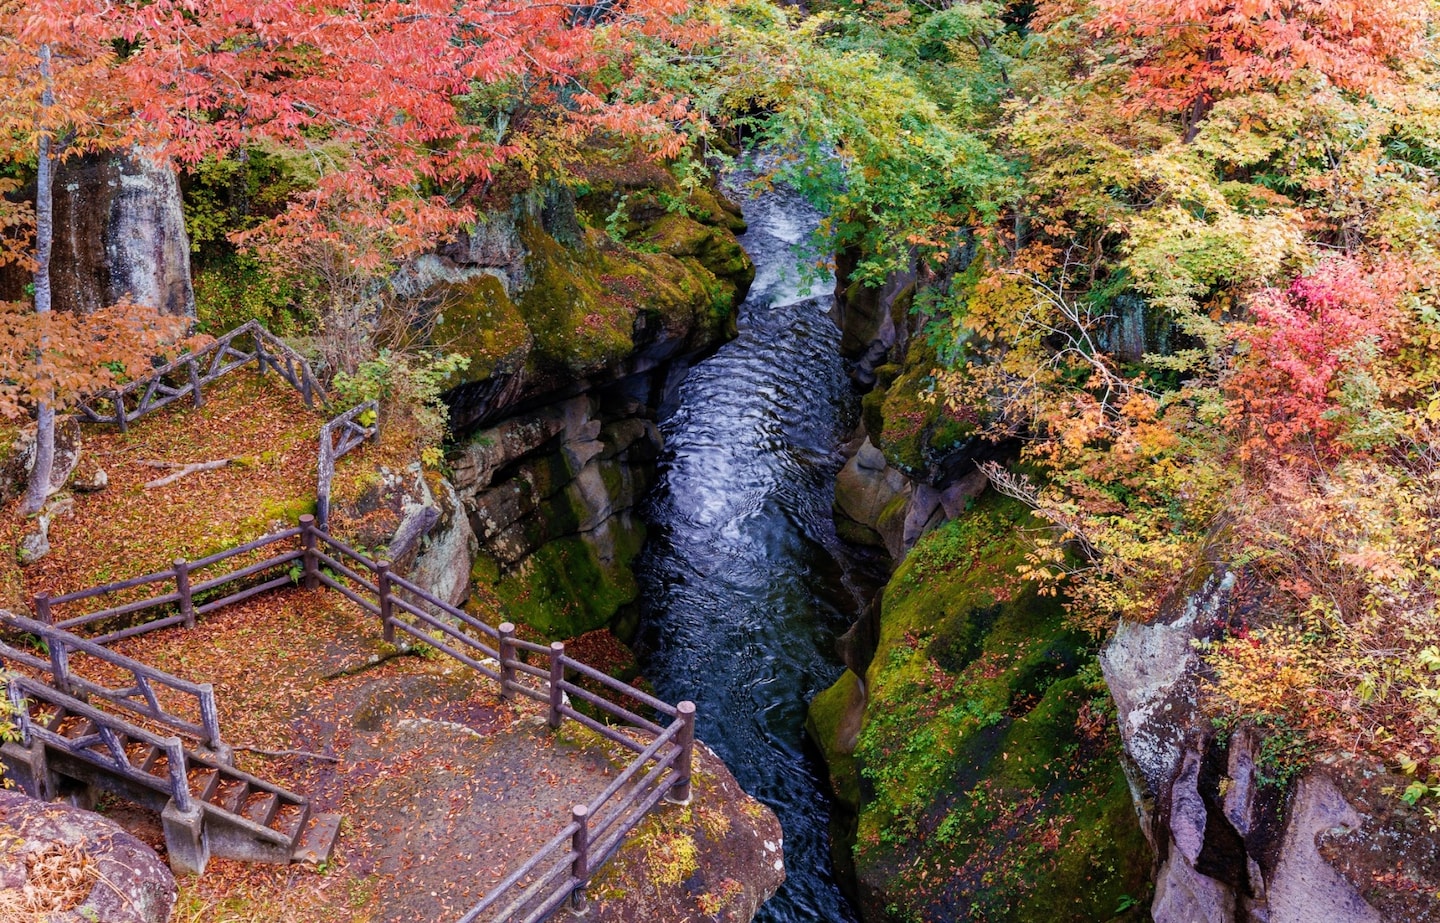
[
  {"left": 515, "top": 216, "right": 735, "bottom": 377},
  {"left": 431, "top": 274, "right": 532, "bottom": 387},
  {"left": 811, "top": 494, "right": 1152, "bottom": 922},
  {"left": 482, "top": 513, "right": 647, "bottom": 640},
  {"left": 863, "top": 340, "right": 978, "bottom": 476}
]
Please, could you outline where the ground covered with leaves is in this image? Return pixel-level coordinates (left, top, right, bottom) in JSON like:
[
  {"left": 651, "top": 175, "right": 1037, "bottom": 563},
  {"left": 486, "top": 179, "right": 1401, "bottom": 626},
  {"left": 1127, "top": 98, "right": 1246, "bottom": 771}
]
[
  {"left": 74, "top": 586, "right": 632, "bottom": 922},
  {"left": 0, "top": 371, "right": 324, "bottom": 610}
]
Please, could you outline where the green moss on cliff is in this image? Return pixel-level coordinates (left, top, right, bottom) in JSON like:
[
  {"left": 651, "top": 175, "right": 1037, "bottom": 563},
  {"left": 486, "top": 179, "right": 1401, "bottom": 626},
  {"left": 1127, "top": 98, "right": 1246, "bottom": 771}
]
[
  {"left": 515, "top": 216, "right": 735, "bottom": 375},
  {"left": 483, "top": 518, "right": 646, "bottom": 640},
  {"left": 863, "top": 341, "right": 977, "bottom": 475},
  {"left": 812, "top": 493, "right": 1151, "bottom": 922},
  {"left": 431, "top": 274, "right": 531, "bottom": 386}
]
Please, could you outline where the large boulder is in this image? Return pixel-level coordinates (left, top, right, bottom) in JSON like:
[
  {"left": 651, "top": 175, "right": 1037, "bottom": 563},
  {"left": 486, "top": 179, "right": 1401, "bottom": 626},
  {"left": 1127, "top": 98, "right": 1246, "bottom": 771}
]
[
  {"left": 0, "top": 149, "right": 194, "bottom": 317},
  {"left": 0, "top": 790, "right": 176, "bottom": 923},
  {"left": 2, "top": 417, "right": 83, "bottom": 506}
]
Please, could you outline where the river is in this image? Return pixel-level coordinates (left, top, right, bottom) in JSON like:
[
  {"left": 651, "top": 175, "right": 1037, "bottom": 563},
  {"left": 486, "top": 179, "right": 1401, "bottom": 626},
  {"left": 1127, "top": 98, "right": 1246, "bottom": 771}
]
[{"left": 634, "top": 180, "right": 879, "bottom": 922}]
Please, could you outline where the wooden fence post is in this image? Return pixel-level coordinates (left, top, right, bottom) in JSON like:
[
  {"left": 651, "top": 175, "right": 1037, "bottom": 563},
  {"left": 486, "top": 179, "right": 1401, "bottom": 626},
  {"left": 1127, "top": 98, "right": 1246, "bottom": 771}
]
[
  {"left": 253, "top": 329, "right": 269, "bottom": 378},
  {"left": 669, "top": 701, "right": 697, "bottom": 805},
  {"left": 570, "top": 804, "right": 590, "bottom": 911},
  {"left": 187, "top": 358, "right": 204, "bottom": 408},
  {"left": 548, "top": 642, "right": 566, "bottom": 729},
  {"left": 198, "top": 683, "right": 224, "bottom": 756},
  {"left": 376, "top": 560, "right": 394, "bottom": 644},
  {"left": 46, "top": 629, "right": 71, "bottom": 695},
  {"left": 498, "top": 622, "right": 517, "bottom": 700},
  {"left": 174, "top": 559, "right": 194, "bottom": 629},
  {"left": 316, "top": 430, "right": 334, "bottom": 530},
  {"left": 33, "top": 593, "right": 52, "bottom": 626},
  {"left": 299, "top": 515, "right": 320, "bottom": 590}
]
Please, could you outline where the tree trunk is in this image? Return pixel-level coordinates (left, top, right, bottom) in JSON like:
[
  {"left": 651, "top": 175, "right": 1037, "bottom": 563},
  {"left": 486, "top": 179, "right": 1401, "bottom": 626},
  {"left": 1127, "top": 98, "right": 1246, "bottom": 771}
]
[{"left": 21, "top": 44, "right": 56, "bottom": 516}]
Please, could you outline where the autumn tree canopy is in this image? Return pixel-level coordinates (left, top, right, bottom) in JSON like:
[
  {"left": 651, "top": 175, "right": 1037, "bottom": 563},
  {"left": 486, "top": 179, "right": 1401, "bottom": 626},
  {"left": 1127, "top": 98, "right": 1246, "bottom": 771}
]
[{"left": 0, "top": 0, "right": 709, "bottom": 511}]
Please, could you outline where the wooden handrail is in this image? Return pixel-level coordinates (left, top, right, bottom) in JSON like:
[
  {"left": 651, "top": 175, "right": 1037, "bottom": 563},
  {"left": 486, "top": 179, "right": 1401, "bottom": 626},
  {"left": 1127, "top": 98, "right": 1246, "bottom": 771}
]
[
  {"left": 21, "top": 511, "right": 697, "bottom": 922},
  {"left": 74, "top": 321, "right": 329, "bottom": 429}
]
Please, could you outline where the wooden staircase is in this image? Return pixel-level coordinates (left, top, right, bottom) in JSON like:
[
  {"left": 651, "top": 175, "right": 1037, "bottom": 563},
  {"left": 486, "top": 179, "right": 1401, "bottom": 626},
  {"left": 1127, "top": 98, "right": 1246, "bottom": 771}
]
[{"left": 5, "top": 677, "right": 340, "bottom": 871}]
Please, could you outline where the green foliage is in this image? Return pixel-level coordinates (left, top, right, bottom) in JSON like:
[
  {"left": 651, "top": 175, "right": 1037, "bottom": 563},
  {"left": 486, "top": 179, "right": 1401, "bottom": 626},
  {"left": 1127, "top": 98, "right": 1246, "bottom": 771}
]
[
  {"left": 192, "top": 251, "right": 311, "bottom": 336},
  {"left": 331, "top": 350, "right": 469, "bottom": 446},
  {"left": 634, "top": 0, "right": 1009, "bottom": 282}
]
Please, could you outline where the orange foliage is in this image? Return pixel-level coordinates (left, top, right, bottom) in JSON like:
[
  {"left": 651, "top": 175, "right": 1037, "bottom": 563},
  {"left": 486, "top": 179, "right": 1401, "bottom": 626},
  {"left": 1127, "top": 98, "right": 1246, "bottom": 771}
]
[
  {"left": 1084, "top": 0, "right": 1429, "bottom": 117},
  {"left": 1, "top": 0, "right": 711, "bottom": 260},
  {"left": 0, "top": 302, "right": 195, "bottom": 420}
]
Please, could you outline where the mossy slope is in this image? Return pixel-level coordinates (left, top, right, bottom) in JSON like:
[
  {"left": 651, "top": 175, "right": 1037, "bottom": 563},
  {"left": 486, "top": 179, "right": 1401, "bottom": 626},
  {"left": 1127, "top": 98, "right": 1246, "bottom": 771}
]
[{"left": 812, "top": 494, "right": 1151, "bottom": 922}]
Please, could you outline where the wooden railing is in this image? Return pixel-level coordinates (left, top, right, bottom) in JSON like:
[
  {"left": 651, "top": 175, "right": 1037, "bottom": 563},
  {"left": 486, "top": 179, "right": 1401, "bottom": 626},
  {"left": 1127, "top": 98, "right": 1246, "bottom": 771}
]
[
  {"left": 8, "top": 676, "right": 197, "bottom": 812},
  {"left": 0, "top": 613, "right": 226, "bottom": 757},
  {"left": 74, "top": 320, "right": 326, "bottom": 428},
  {"left": 315, "top": 400, "right": 379, "bottom": 528},
  {"left": 21, "top": 515, "right": 696, "bottom": 921},
  {"left": 34, "top": 528, "right": 306, "bottom": 646},
  {"left": 303, "top": 522, "right": 697, "bottom": 922},
  {"left": 69, "top": 319, "right": 378, "bottom": 530}
]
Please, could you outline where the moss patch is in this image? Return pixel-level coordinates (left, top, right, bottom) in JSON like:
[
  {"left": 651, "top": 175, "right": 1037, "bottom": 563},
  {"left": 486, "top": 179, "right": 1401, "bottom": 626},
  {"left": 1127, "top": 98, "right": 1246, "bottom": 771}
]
[
  {"left": 431, "top": 274, "right": 532, "bottom": 386},
  {"left": 817, "top": 493, "right": 1152, "bottom": 922},
  {"left": 483, "top": 519, "right": 646, "bottom": 640},
  {"left": 864, "top": 340, "right": 978, "bottom": 475},
  {"left": 515, "top": 217, "right": 733, "bottom": 376}
]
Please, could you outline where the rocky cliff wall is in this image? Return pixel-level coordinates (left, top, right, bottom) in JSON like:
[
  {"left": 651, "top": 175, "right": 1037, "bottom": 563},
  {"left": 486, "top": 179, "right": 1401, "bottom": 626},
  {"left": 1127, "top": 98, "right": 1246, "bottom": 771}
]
[
  {"left": 1, "top": 149, "right": 195, "bottom": 317},
  {"left": 811, "top": 260, "right": 1153, "bottom": 922},
  {"left": 1105, "top": 574, "right": 1440, "bottom": 923},
  {"left": 818, "top": 253, "right": 1440, "bottom": 923},
  {"left": 430, "top": 167, "right": 753, "bottom": 642}
]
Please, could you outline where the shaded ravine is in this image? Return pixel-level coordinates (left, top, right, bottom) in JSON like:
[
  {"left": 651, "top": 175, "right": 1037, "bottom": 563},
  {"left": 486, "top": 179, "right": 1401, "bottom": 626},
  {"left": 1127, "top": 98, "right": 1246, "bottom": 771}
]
[{"left": 634, "top": 181, "right": 878, "bottom": 922}]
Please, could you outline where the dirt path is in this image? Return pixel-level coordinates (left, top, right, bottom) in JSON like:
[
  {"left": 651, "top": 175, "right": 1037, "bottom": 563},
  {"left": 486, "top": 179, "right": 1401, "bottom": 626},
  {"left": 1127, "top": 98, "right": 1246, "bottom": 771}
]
[{"left": 84, "top": 587, "right": 630, "bottom": 923}]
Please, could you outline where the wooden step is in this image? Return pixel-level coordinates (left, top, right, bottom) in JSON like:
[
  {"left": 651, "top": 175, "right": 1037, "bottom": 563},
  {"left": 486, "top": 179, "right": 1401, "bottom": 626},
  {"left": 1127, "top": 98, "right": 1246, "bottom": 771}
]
[
  {"left": 291, "top": 813, "right": 342, "bottom": 865},
  {"left": 146, "top": 749, "right": 173, "bottom": 779},
  {"left": 213, "top": 778, "right": 249, "bottom": 815},
  {"left": 58, "top": 716, "right": 95, "bottom": 739},
  {"left": 190, "top": 767, "right": 220, "bottom": 803},
  {"left": 136, "top": 744, "right": 161, "bottom": 774},
  {"left": 242, "top": 792, "right": 279, "bottom": 827},
  {"left": 272, "top": 802, "right": 308, "bottom": 841},
  {"left": 34, "top": 704, "right": 64, "bottom": 730}
]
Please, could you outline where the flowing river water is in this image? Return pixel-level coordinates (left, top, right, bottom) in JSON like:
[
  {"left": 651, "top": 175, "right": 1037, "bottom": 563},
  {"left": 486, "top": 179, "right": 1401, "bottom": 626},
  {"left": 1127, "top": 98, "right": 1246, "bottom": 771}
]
[{"left": 634, "top": 182, "right": 881, "bottom": 922}]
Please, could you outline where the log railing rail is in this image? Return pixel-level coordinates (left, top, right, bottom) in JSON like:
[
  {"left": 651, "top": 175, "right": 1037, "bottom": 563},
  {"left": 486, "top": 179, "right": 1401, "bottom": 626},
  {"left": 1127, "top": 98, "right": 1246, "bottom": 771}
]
[
  {"left": 315, "top": 400, "right": 379, "bottom": 528},
  {"left": 0, "top": 612, "right": 225, "bottom": 757},
  {"left": 7, "top": 675, "right": 195, "bottom": 814},
  {"left": 73, "top": 320, "right": 326, "bottom": 429},
  {"left": 37, "top": 529, "right": 306, "bottom": 645},
  {"left": 20, "top": 514, "right": 696, "bottom": 922}
]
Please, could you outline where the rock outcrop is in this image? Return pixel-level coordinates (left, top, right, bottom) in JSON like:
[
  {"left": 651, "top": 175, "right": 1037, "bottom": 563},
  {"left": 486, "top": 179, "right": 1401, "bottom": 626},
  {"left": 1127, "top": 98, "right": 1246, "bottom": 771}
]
[
  {"left": 1, "top": 416, "right": 83, "bottom": 507},
  {"left": 588, "top": 741, "right": 787, "bottom": 922},
  {"left": 334, "top": 461, "right": 478, "bottom": 608},
  {"left": 1, "top": 149, "right": 195, "bottom": 317},
  {"left": 810, "top": 494, "right": 1153, "bottom": 922},
  {"left": 430, "top": 166, "right": 754, "bottom": 641},
  {"left": 1103, "top": 574, "right": 1440, "bottom": 923},
  {"left": 0, "top": 789, "right": 176, "bottom": 923}
]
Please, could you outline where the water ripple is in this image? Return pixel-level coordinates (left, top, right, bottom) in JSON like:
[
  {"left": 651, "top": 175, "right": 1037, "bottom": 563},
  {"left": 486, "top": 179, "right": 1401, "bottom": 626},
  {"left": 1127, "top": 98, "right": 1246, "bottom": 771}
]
[{"left": 635, "top": 182, "right": 878, "bottom": 923}]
